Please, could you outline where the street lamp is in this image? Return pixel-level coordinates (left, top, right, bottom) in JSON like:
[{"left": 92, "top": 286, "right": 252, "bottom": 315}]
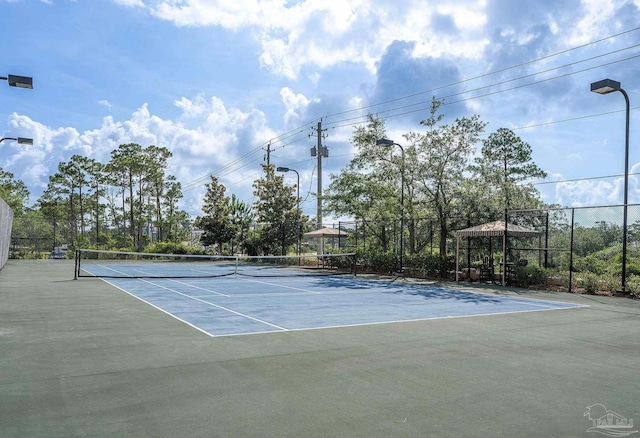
[
  {"left": 277, "top": 166, "right": 301, "bottom": 256},
  {"left": 591, "top": 78, "right": 631, "bottom": 293},
  {"left": 0, "top": 137, "right": 33, "bottom": 145},
  {"left": 376, "top": 138, "right": 405, "bottom": 273},
  {"left": 1, "top": 74, "right": 33, "bottom": 89}
]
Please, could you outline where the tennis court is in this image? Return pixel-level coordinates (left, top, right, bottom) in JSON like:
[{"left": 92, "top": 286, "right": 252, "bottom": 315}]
[
  {"left": 3, "top": 260, "right": 640, "bottom": 437},
  {"left": 78, "top": 255, "right": 584, "bottom": 337}
]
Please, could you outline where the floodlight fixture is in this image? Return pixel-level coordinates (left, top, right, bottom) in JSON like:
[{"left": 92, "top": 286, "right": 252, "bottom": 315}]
[
  {"left": 1, "top": 74, "right": 33, "bottom": 89},
  {"left": 0, "top": 137, "right": 33, "bottom": 145},
  {"left": 590, "top": 79, "right": 621, "bottom": 95},
  {"left": 375, "top": 138, "right": 395, "bottom": 146}
]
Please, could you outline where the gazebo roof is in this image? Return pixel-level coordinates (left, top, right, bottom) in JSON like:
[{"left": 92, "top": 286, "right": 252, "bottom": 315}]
[
  {"left": 456, "top": 220, "right": 541, "bottom": 238},
  {"left": 303, "top": 227, "right": 349, "bottom": 238}
]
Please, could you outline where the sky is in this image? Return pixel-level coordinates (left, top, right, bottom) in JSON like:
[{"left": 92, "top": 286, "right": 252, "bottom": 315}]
[{"left": 1, "top": 0, "right": 640, "bottom": 225}]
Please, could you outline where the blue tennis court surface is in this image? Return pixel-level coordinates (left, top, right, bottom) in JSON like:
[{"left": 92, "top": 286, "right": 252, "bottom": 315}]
[{"left": 85, "top": 268, "right": 586, "bottom": 337}]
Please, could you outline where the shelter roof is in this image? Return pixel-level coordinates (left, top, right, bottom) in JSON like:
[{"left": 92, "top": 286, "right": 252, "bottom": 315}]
[
  {"left": 303, "top": 227, "right": 349, "bottom": 238},
  {"left": 456, "top": 220, "right": 541, "bottom": 238}
]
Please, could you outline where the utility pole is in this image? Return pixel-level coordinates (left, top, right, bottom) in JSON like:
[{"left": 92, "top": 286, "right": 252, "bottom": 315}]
[
  {"left": 263, "top": 142, "right": 271, "bottom": 166},
  {"left": 316, "top": 121, "right": 323, "bottom": 230},
  {"left": 310, "top": 120, "right": 328, "bottom": 255},
  {"left": 310, "top": 120, "right": 327, "bottom": 230}
]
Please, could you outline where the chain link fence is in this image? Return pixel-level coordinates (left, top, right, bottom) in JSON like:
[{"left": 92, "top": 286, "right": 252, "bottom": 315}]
[
  {"left": 506, "top": 204, "right": 640, "bottom": 293},
  {"left": 331, "top": 216, "right": 470, "bottom": 256},
  {"left": 10, "top": 204, "right": 638, "bottom": 293}
]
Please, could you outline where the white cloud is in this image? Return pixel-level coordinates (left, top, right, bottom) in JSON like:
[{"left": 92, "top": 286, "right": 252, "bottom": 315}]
[
  {"left": 568, "top": 0, "right": 628, "bottom": 45},
  {"left": 98, "top": 100, "right": 112, "bottom": 110},
  {"left": 280, "top": 87, "right": 313, "bottom": 126},
  {"left": 554, "top": 178, "right": 617, "bottom": 207},
  {"left": 435, "top": 1, "right": 487, "bottom": 30},
  {"left": 126, "top": 0, "right": 491, "bottom": 78},
  {"left": 307, "top": 72, "right": 321, "bottom": 85},
  {"left": 113, "top": 0, "right": 145, "bottom": 7},
  {"left": 3, "top": 96, "right": 277, "bottom": 216},
  {"left": 550, "top": 167, "right": 640, "bottom": 208}
]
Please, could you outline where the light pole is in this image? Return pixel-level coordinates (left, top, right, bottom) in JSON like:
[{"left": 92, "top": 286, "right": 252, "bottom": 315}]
[
  {"left": 1, "top": 74, "right": 33, "bottom": 89},
  {"left": 376, "top": 138, "right": 405, "bottom": 273},
  {"left": 0, "top": 137, "right": 33, "bottom": 145},
  {"left": 591, "top": 78, "right": 631, "bottom": 293},
  {"left": 277, "top": 166, "right": 301, "bottom": 256}
]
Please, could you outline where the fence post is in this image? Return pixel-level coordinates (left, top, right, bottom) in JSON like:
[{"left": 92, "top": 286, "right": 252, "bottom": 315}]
[
  {"left": 544, "top": 211, "right": 549, "bottom": 269},
  {"left": 466, "top": 217, "right": 471, "bottom": 273},
  {"left": 430, "top": 220, "right": 433, "bottom": 254},
  {"left": 569, "top": 208, "right": 575, "bottom": 292},
  {"left": 355, "top": 219, "right": 358, "bottom": 248},
  {"left": 74, "top": 249, "right": 79, "bottom": 280},
  {"left": 362, "top": 219, "right": 366, "bottom": 249}
]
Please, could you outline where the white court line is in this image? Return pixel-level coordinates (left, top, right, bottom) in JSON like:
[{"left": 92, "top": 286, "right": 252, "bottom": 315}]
[
  {"left": 100, "top": 279, "right": 216, "bottom": 338},
  {"left": 90, "top": 264, "right": 134, "bottom": 277},
  {"left": 90, "top": 267, "right": 588, "bottom": 338},
  {"left": 124, "top": 270, "right": 231, "bottom": 297},
  {"left": 210, "top": 288, "right": 384, "bottom": 299},
  {"left": 88, "top": 265, "right": 286, "bottom": 332},
  {"left": 160, "top": 278, "right": 229, "bottom": 297},
  {"left": 204, "top": 304, "right": 591, "bottom": 338},
  {"left": 131, "top": 278, "right": 287, "bottom": 331},
  {"left": 237, "top": 277, "right": 322, "bottom": 294},
  {"left": 86, "top": 265, "right": 230, "bottom": 297}
]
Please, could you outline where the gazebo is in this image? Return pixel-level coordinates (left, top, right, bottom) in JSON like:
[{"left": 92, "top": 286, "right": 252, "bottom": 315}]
[
  {"left": 455, "top": 220, "right": 542, "bottom": 285},
  {"left": 303, "top": 227, "right": 349, "bottom": 254}
]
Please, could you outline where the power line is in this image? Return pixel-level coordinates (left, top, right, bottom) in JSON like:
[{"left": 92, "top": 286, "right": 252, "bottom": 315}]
[
  {"left": 510, "top": 107, "right": 640, "bottom": 132},
  {"left": 534, "top": 172, "right": 640, "bottom": 186},
  {"left": 182, "top": 131, "right": 312, "bottom": 191},
  {"left": 322, "top": 26, "right": 640, "bottom": 120},
  {"left": 180, "top": 26, "right": 640, "bottom": 196},
  {"left": 326, "top": 50, "right": 640, "bottom": 131}
]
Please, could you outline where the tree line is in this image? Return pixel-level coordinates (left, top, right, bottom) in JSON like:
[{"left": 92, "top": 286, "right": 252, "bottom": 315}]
[
  {"left": 327, "top": 98, "right": 547, "bottom": 260},
  {"left": 9, "top": 143, "right": 189, "bottom": 254},
  {"left": 4, "top": 99, "right": 549, "bottom": 258}
]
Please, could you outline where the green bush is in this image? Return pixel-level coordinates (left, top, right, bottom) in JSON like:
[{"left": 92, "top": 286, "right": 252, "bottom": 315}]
[
  {"left": 574, "top": 272, "right": 599, "bottom": 293},
  {"left": 144, "top": 242, "right": 204, "bottom": 255},
  {"left": 596, "top": 272, "right": 621, "bottom": 292},
  {"left": 514, "top": 266, "right": 547, "bottom": 287},
  {"left": 573, "top": 255, "right": 608, "bottom": 275},
  {"left": 623, "top": 258, "right": 640, "bottom": 276},
  {"left": 365, "top": 252, "right": 398, "bottom": 274},
  {"left": 348, "top": 250, "right": 454, "bottom": 277},
  {"left": 573, "top": 272, "right": 619, "bottom": 293},
  {"left": 626, "top": 275, "right": 640, "bottom": 297},
  {"left": 403, "top": 253, "right": 450, "bottom": 277}
]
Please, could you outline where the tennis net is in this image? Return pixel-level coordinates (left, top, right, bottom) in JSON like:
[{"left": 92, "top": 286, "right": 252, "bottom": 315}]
[{"left": 74, "top": 249, "right": 357, "bottom": 279}]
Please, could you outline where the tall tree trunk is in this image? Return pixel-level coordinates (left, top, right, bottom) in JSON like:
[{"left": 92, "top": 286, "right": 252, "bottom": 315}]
[
  {"left": 79, "top": 186, "right": 85, "bottom": 239},
  {"left": 121, "top": 183, "right": 126, "bottom": 246},
  {"left": 156, "top": 193, "right": 162, "bottom": 241},
  {"left": 128, "top": 172, "right": 135, "bottom": 246}
]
